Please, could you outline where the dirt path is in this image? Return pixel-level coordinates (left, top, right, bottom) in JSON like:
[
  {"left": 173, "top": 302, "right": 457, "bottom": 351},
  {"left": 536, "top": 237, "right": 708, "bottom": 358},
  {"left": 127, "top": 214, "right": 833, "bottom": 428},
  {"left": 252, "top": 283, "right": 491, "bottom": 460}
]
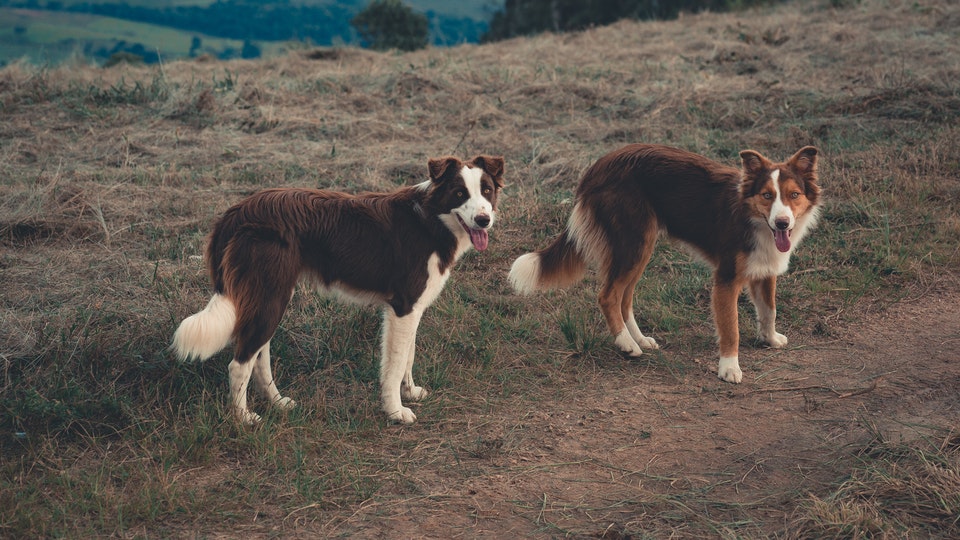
[{"left": 307, "top": 280, "right": 960, "bottom": 538}]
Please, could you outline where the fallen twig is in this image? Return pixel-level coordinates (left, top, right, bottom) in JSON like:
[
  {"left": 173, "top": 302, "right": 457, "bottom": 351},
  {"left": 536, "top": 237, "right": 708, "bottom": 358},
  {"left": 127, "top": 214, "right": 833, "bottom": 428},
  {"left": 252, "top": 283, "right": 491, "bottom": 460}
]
[{"left": 742, "top": 377, "right": 881, "bottom": 399}]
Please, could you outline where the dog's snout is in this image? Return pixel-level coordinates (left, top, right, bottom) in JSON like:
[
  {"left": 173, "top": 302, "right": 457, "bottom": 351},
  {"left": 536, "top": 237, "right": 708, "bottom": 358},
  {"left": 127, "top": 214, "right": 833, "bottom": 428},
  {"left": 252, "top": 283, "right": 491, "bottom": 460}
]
[
  {"left": 775, "top": 218, "right": 790, "bottom": 230},
  {"left": 475, "top": 214, "right": 491, "bottom": 228}
]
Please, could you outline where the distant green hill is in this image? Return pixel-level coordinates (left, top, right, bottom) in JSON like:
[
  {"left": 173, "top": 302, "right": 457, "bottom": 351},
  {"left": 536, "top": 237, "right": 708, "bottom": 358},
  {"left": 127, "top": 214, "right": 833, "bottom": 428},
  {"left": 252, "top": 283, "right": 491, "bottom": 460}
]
[
  {"left": 0, "top": 0, "right": 502, "bottom": 65},
  {"left": 0, "top": 8, "right": 288, "bottom": 65}
]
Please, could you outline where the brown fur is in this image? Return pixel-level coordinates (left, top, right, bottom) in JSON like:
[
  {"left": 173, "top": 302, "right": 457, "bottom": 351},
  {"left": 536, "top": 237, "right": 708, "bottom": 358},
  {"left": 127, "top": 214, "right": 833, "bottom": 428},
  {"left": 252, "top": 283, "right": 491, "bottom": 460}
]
[
  {"left": 510, "top": 144, "right": 820, "bottom": 382},
  {"left": 173, "top": 155, "right": 505, "bottom": 423}
]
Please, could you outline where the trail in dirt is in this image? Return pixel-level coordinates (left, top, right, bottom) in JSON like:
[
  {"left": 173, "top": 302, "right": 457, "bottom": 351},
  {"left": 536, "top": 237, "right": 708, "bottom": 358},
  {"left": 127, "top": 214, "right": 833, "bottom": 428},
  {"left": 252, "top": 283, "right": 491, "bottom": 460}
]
[{"left": 323, "top": 282, "right": 960, "bottom": 538}]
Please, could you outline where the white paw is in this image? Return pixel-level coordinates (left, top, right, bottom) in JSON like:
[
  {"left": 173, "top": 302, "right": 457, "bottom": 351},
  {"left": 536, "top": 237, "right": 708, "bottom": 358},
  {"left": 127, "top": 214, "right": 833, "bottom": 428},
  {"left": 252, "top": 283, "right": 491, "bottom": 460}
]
[
  {"left": 614, "top": 330, "right": 644, "bottom": 357},
  {"left": 717, "top": 356, "right": 743, "bottom": 384},
  {"left": 273, "top": 396, "right": 297, "bottom": 410},
  {"left": 386, "top": 406, "right": 417, "bottom": 424},
  {"left": 638, "top": 336, "right": 659, "bottom": 350},
  {"left": 764, "top": 332, "right": 788, "bottom": 348},
  {"left": 235, "top": 409, "right": 262, "bottom": 425},
  {"left": 402, "top": 385, "right": 429, "bottom": 402}
]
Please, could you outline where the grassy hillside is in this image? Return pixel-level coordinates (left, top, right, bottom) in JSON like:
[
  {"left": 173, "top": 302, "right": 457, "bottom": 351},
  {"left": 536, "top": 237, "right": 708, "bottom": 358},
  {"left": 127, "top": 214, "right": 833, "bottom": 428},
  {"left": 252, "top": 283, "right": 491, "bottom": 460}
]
[{"left": 1, "top": 0, "right": 959, "bottom": 537}]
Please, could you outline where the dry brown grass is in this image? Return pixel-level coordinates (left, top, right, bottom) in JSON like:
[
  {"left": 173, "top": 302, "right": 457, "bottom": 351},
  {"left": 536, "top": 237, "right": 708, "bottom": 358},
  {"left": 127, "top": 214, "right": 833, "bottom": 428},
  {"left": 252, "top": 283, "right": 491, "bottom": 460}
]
[{"left": 2, "top": 0, "right": 960, "bottom": 537}]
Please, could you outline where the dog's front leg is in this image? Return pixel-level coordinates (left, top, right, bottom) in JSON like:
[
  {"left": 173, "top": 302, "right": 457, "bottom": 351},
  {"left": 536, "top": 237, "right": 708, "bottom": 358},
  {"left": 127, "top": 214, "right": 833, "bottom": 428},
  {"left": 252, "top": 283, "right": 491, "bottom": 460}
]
[
  {"left": 712, "top": 279, "right": 743, "bottom": 383},
  {"left": 748, "top": 276, "right": 788, "bottom": 348},
  {"left": 380, "top": 308, "right": 423, "bottom": 424},
  {"left": 401, "top": 333, "right": 429, "bottom": 402}
]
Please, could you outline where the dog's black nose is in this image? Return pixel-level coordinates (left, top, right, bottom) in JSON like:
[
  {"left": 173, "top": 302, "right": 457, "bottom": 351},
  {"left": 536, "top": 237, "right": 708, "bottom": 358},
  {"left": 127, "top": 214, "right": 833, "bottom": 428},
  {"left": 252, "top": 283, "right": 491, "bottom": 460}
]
[
  {"left": 775, "top": 219, "right": 790, "bottom": 230},
  {"left": 475, "top": 214, "right": 491, "bottom": 228}
]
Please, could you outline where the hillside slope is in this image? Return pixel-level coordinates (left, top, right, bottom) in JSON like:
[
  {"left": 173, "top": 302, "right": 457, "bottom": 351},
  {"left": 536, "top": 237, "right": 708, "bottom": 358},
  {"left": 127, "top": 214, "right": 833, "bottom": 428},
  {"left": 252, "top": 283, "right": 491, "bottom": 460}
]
[{"left": 1, "top": 0, "right": 958, "bottom": 537}]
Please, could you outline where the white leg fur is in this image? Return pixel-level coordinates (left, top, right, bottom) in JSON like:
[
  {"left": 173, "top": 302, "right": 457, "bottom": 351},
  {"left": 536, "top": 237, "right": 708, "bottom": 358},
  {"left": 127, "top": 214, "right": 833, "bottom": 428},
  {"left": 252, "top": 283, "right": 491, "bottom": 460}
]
[
  {"left": 614, "top": 328, "right": 644, "bottom": 357},
  {"left": 755, "top": 305, "right": 788, "bottom": 348},
  {"left": 625, "top": 311, "right": 659, "bottom": 350},
  {"left": 228, "top": 358, "right": 261, "bottom": 424},
  {"left": 401, "top": 334, "right": 428, "bottom": 401},
  {"left": 718, "top": 356, "right": 743, "bottom": 383},
  {"left": 380, "top": 309, "right": 422, "bottom": 424},
  {"left": 252, "top": 341, "right": 296, "bottom": 410}
]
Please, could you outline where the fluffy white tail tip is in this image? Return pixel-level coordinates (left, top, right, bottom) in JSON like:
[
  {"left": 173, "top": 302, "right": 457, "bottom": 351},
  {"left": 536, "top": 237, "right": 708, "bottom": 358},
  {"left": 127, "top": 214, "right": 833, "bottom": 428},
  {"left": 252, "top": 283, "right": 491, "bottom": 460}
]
[
  {"left": 508, "top": 253, "right": 541, "bottom": 295},
  {"left": 171, "top": 294, "right": 236, "bottom": 361}
]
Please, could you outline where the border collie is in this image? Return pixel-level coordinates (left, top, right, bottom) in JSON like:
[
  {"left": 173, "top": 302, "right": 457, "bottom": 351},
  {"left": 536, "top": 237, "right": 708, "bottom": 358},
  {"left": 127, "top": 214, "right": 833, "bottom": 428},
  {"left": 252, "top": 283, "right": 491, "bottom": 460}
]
[
  {"left": 509, "top": 144, "right": 820, "bottom": 383},
  {"left": 172, "top": 155, "right": 505, "bottom": 424}
]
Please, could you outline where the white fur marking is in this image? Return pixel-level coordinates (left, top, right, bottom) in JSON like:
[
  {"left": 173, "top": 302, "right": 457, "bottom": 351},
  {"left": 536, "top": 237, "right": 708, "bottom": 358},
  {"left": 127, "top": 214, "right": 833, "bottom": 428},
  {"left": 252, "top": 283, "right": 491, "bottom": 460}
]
[
  {"left": 171, "top": 294, "right": 236, "bottom": 361},
  {"left": 229, "top": 359, "right": 261, "bottom": 424},
  {"left": 455, "top": 165, "right": 494, "bottom": 229},
  {"left": 380, "top": 253, "right": 450, "bottom": 424},
  {"left": 718, "top": 356, "right": 742, "bottom": 383},
  {"left": 625, "top": 313, "right": 659, "bottom": 350},
  {"left": 252, "top": 341, "right": 297, "bottom": 410},
  {"left": 567, "top": 202, "right": 608, "bottom": 265},
  {"left": 614, "top": 328, "right": 644, "bottom": 356},
  {"left": 745, "top": 206, "right": 821, "bottom": 278},
  {"left": 767, "top": 170, "right": 795, "bottom": 231},
  {"left": 440, "top": 165, "right": 496, "bottom": 258},
  {"left": 508, "top": 253, "right": 541, "bottom": 295}
]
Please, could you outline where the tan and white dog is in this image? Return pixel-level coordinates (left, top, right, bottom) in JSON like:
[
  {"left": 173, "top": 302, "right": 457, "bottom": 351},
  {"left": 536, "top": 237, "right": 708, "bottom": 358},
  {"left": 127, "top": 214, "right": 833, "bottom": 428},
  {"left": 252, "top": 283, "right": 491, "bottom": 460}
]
[{"left": 510, "top": 144, "right": 820, "bottom": 383}]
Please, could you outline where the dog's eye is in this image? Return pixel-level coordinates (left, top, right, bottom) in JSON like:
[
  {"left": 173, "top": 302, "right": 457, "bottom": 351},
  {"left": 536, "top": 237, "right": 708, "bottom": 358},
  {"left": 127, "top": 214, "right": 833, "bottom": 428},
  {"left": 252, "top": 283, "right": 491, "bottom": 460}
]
[
  {"left": 456, "top": 191, "right": 466, "bottom": 199},
  {"left": 790, "top": 192, "right": 801, "bottom": 199},
  {"left": 762, "top": 192, "right": 774, "bottom": 200},
  {"left": 482, "top": 187, "right": 492, "bottom": 195}
]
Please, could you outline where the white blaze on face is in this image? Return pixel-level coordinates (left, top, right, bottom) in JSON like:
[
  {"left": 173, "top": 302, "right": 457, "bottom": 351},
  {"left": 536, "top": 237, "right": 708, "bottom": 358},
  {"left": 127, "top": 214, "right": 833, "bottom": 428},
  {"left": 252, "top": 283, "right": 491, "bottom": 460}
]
[
  {"left": 453, "top": 165, "right": 495, "bottom": 251},
  {"left": 767, "top": 169, "right": 795, "bottom": 253}
]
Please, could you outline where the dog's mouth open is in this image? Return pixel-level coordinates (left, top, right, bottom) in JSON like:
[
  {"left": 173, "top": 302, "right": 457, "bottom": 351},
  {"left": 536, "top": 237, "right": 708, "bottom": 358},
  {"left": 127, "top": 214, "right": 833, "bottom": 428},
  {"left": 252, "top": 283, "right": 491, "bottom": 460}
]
[
  {"left": 773, "top": 228, "right": 791, "bottom": 253},
  {"left": 457, "top": 215, "right": 489, "bottom": 251}
]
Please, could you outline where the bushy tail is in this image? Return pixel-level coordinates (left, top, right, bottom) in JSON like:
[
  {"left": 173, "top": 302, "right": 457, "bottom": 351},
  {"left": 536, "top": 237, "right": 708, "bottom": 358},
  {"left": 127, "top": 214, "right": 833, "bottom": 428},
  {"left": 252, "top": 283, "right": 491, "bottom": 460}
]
[
  {"left": 509, "top": 231, "right": 589, "bottom": 295},
  {"left": 171, "top": 294, "right": 237, "bottom": 361}
]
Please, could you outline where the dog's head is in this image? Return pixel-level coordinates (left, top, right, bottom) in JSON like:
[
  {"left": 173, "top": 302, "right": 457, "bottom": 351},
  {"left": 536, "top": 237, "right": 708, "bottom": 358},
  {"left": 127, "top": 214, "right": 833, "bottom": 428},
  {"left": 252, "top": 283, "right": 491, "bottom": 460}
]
[
  {"left": 426, "top": 155, "right": 505, "bottom": 251},
  {"left": 740, "top": 146, "right": 821, "bottom": 253}
]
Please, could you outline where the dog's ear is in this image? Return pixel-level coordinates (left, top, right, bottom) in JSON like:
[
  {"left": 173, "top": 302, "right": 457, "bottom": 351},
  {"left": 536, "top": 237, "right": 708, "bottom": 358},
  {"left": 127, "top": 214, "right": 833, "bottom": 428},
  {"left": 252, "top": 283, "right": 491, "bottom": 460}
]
[
  {"left": 788, "top": 146, "right": 818, "bottom": 178},
  {"left": 738, "top": 150, "right": 772, "bottom": 196},
  {"left": 789, "top": 146, "right": 821, "bottom": 201},
  {"left": 428, "top": 156, "right": 462, "bottom": 184},
  {"left": 739, "top": 150, "right": 770, "bottom": 177},
  {"left": 470, "top": 155, "right": 506, "bottom": 188}
]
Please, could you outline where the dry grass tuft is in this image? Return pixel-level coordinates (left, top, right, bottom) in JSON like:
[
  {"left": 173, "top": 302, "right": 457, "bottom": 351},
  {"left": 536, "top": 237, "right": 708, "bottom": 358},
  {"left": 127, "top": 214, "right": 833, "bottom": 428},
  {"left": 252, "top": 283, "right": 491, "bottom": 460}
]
[{"left": 787, "top": 431, "right": 960, "bottom": 539}]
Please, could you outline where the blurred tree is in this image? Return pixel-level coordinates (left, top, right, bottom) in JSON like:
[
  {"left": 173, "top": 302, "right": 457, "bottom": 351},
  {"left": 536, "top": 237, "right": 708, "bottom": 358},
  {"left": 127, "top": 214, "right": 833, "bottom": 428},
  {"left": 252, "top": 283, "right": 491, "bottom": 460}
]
[
  {"left": 352, "top": 0, "right": 429, "bottom": 51},
  {"left": 484, "top": 0, "right": 778, "bottom": 42}
]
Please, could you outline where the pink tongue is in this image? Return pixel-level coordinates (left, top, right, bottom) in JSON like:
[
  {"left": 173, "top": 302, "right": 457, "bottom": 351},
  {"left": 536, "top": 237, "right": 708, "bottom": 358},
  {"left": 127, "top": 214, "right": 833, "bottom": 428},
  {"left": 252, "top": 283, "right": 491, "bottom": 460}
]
[
  {"left": 470, "top": 228, "right": 489, "bottom": 251},
  {"left": 774, "top": 229, "right": 791, "bottom": 252}
]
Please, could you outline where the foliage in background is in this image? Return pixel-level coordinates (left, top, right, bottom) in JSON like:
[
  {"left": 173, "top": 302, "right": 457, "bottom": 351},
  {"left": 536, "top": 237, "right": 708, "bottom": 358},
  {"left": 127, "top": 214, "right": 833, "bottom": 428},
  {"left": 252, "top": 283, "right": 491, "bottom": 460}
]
[
  {"left": 484, "top": 0, "right": 784, "bottom": 41},
  {"left": 351, "top": 0, "right": 429, "bottom": 51}
]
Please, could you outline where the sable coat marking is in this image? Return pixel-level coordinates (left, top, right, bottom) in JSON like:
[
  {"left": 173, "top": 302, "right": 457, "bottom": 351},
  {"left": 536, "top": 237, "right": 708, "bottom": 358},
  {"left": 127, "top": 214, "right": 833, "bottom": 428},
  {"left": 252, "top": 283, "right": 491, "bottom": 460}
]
[
  {"left": 509, "top": 144, "right": 820, "bottom": 383},
  {"left": 172, "top": 155, "right": 505, "bottom": 424}
]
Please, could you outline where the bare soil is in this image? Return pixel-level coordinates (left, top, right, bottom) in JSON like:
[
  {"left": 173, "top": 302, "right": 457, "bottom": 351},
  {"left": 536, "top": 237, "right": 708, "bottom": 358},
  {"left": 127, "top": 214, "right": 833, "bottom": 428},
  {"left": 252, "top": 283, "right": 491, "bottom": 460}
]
[{"left": 314, "top": 277, "right": 960, "bottom": 538}]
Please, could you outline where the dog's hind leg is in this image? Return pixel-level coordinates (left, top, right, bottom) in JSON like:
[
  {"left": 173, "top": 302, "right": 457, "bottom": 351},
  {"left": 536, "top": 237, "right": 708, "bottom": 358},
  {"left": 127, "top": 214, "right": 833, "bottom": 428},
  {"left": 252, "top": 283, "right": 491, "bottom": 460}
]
[
  {"left": 380, "top": 308, "right": 423, "bottom": 424},
  {"left": 621, "top": 231, "right": 659, "bottom": 351},
  {"left": 599, "top": 271, "right": 643, "bottom": 357},
  {"left": 228, "top": 358, "right": 261, "bottom": 425},
  {"left": 748, "top": 276, "right": 787, "bottom": 348},
  {"left": 225, "top": 234, "right": 299, "bottom": 424},
  {"left": 252, "top": 340, "right": 296, "bottom": 411}
]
